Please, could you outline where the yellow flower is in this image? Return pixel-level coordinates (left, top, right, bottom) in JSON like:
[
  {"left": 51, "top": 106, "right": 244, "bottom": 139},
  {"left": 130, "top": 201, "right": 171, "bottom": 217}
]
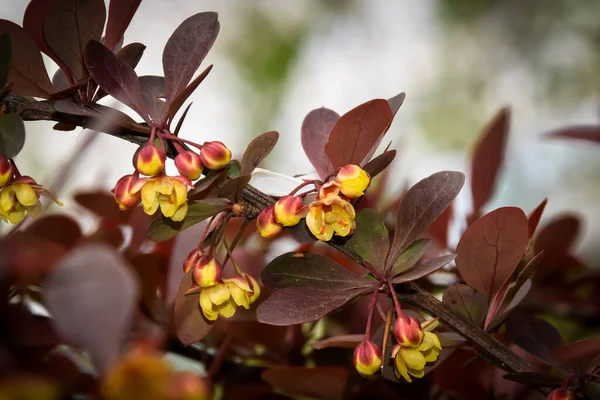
[
  {"left": 135, "top": 144, "right": 166, "bottom": 177},
  {"left": 140, "top": 175, "right": 191, "bottom": 221},
  {"left": 0, "top": 177, "right": 62, "bottom": 224},
  {"left": 302, "top": 181, "right": 356, "bottom": 241},
  {"left": 391, "top": 318, "right": 442, "bottom": 383},
  {"left": 198, "top": 274, "right": 260, "bottom": 321},
  {"left": 256, "top": 204, "right": 283, "bottom": 238},
  {"left": 353, "top": 340, "right": 383, "bottom": 377},
  {"left": 336, "top": 164, "right": 370, "bottom": 198}
]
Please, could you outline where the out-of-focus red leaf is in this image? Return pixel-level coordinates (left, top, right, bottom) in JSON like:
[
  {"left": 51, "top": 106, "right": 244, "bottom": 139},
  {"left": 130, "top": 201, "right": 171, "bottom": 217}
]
[
  {"left": 362, "top": 149, "right": 396, "bottom": 179},
  {"left": 85, "top": 40, "right": 149, "bottom": 123},
  {"left": 310, "top": 334, "right": 364, "bottom": 350},
  {"left": 4, "top": 304, "right": 60, "bottom": 347},
  {"left": 545, "top": 125, "right": 600, "bottom": 144},
  {"left": 387, "top": 171, "right": 465, "bottom": 270},
  {"left": 116, "top": 42, "right": 145, "bottom": 69},
  {"left": 0, "top": 20, "right": 54, "bottom": 97},
  {"left": 325, "top": 99, "right": 394, "bottom": 170},
  {"left": 162, "top": 12, "right": 219, "bottom": 106},
  {"left": 425, "top": 200, "right": 453, "bottom": 249},
  {"left": 553, "top": 338, "right": 600, "bottom": 367},
  {"left": 442, "top": 283, "right": 487, "bottom": 327},
  {"left": 262, "top": 366, "right": 348, "bottom": 400},
  {"left": 104, "top": 0, "right": 141, "bottom": 51},
  {"left": 43, "top": 0, "right": 106, "bottom": 80},
  {"left": 534, "top": 214, "right": 582, "bottom": 274},
  {"left": 392, "top": 254, "right": 456, "bottom": 283},
  {"left": 43, "top": 244, "right": 138, "bottom": 372},
  {"left": 1, "top": 235, "right": 66, "bottom": 285},
  {"left": 470, "top": 107, "right": 510, "bottom": 213},
  {"left": 241, "top": 131, "right": 279, "bottom": 176},
  {"left": 505, "top": 310, "right": 563, "bottom": 367},
  {"left": 172, "top": 270, "right": 214, "bottom": 345},
  {"left": 138, "top": 75, "right": 166, "bottom": 123},
  {"left": 165, "top": 64, "right": 212, "bottom": 123},
  {"left": 456, "top": 207, "right": 529, "bottom": 301},
  {"left": 527, "top": 198, "right": 547, "bottom": 239},
  {"left": 301, "top": 107, "right": 339, "bottom": 180},
  {"left": 25, "top": 214, "right": 81, "bottom": 249},
  {"left": 347, "top": 209, "right": 389, "bottom": 275},
  {"left": 74, "top": 190, "right": 133, "bottom": 223},
  {"left": 434, "top": 350, "right": 490, "bottom": 400},
  {"left": 503, "top": 371, "right": 563, "bottom": 386}
]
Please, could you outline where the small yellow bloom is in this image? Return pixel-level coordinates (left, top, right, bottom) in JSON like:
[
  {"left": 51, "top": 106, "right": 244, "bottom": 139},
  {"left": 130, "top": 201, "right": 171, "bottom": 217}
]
[
  {"left": 198, "top": 274, "right": 260, "bottom": 321},
  {"left": 0, "top": 177, "right": 62, "bottom": 224},
  {"left": 135, "top": 144, "right": 166, "bottom": 177},
  {"left": 192, "top": 255, "right": 222, "bottom": 288},
  {"left": 302, "top": 181, "right": 356, "bottom": 241},
  {"left": 256, "top": 205, "right": 283, "bottom": 238},
  {"left": 353, "top": 340, "right": 383, "bottom": 377},
  {"left": 393, "top": 314, "right": 424, "bottom": 347},
  {"left": 391, "top": 318, "right": 442, "bottom": 383},
  {"left": 336, "top": 164, "right": 370, "bottom": 198},
  {"left": 140, "top": 175, "right": 191, "bottom": 221},
  {"left": 273, "top": 195, "right": 303, "bottom": 227}
]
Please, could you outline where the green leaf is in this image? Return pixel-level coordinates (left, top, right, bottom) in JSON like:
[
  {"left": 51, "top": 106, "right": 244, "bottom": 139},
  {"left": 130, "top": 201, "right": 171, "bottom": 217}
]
[
  {"left": 228, "top": 159, "right": 241, "bottom": 178},
  {"left": 146, "top": 198, "right": 230, "bottom": 242},
  {"left": 347, "top": 209, "right": 389, "bottom": 275},
  {"left": 442, "top": 283, "right": 488, "bottom": 328},
  {"left": 0, "top": 33, "right": 12, "bottom": 87},
  {"left": 389, "top": 238, "right": 430, "bottom": 277},
  {"left": 0, "top": 112, "right": 25, "bottom": 158}
]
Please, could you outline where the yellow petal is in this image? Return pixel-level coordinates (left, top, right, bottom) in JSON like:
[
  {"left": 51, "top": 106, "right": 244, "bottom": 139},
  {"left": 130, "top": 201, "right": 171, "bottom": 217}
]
[
  {"left": 422, "top": 346, "right": 440, "bottom": 363},
  {"left": 400, "top": 348, "right": 426, "bottom": 371},
  {"left": 15, "top": 183, "right": 38, "bottom": 207},
  {"left": 141, "top": 182, "right": 159, "bottom": 215},
  {"left": 407, "top": 366, "right": 425, "bottom": 379},
  {"left": 26, "top": 202, "right": 42, "bottom": 217},
  {"left": 0, "top": 186, "right": 15, "bottom": 212},
  {"left": 6, "top": 209, "right": 25, "bottom": 224},
  {"left": 159, "top": 195, "right": 178, "bottom": 217},
  {"left": 171, "top": 202, "right": 188, "bottom": 222},
  {"left": 208, "top": 284, "right": 230, "bottom": 305},
  {"left": 172, "top": 179, "right": 188, "bottom": 207},
  {"left": 227, "top": 282, "right": 250, "bottom": 309},
  {"left": 218, "top": 299, "right": 237, "bottom": 318},
  {"left": 199, "top": 291, "right": 218, "bottom": 321},
  {"left": 394, "top": 354, "right": 412, "bottom": 383}
]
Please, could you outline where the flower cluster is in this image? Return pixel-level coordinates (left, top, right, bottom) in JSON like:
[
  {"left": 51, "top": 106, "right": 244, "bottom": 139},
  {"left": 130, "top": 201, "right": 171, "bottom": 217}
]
[
  {"left": 183, "top": 248, "right": 260, "bottom": 321},
  {"left": 0, "top": 156, "right": 62, "bottom": 224},
  {"left": 112, "top": 137, "right": 231, "bottom": 221},
  {"left": 256, "top": 164, "right": 370, "bottom": 241}
]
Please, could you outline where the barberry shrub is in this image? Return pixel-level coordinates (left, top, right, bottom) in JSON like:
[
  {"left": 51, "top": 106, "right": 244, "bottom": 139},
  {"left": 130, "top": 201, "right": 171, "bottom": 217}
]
[{"left": 0, "top": 1, "right": 599, "bottom": 400}]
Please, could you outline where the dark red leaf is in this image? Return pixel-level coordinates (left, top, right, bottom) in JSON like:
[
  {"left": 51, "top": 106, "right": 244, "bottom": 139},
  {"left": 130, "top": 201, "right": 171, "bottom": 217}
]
[
  {"left": 325, "top": 99, "right": 394, "bottom": 170},
  {"left": 392, "top": 254, "right": 456, "bottom": 284},
  {"left": 534, "top": 214, "right": 580, "bottom": 255},
  {"left": 0, "top": 20, "right": 54, "bottom": 97},
  {"left": 425, "top": 200, "right": 453, "bottom": 249},
  {"left": 256, "top": 286, "right": 370, "bottom": 326},
  {"left": 503, "top": 372, "right": 563, "bottom": 386},
  {"left": 43, "top": 0, "right": 106, "bottom": 80},
  {"left": 188, "top": 168, "right": 229, "bottom": 200},
  {"left": 0, "top": 33, "right": 10, "bottom": 87},
  {"left": 262, "top": 367, "right": 348, "bottom": 400},
  {"left": 310, "top": 334, "right": 364, "bottom": 350},
  {"left": 527, "top": 198, "right": 547, "bottom": 239},
  {"left": 261, "top": 252, "right": 375, "bottom": 291},
  {"left": 75, "top": 190, "right": 133, "bottom": 222},
  {"left": 545, "top": 125, "right": 600, "bottom": 144},
  {"left": 4, "top": 304, "right": 60, "bottom": 347},
  {"left": 241, "top": 131, "right": 279, "bottom": 176},
  {"left": 442, "top": 283, "right": 487, "bottom": 327},
  {"left": 362, "top": 149, "right": 396, "bottom": 179},
  {"left": 116, "top": 42, "right": 146, "bottom": 69},
  {"left": 505, "top": 310, "right": 563, "bottom": 367},
  {"left": 218, "top": 174, "right": 251, "bottom": 202},
  {"left": 456, "top": 207, "right": 529, "bottom": 301},
  {"left": 301, "top": 107, "right": 339, "bottom": 180},
  {"left": 104, "top": 0, "right": 141, "bottom": 51},
  {"left": 387, "top": 171, "right": 465, "bottom": 269},
  {"left": 138, "top": 75, "right": 166, "bottom": 123},
  {"left": 25, "top": 214, "right": 82, "bottom": 249},
  {"left": 162, "top": 12, "right": 219, "bottom": 105},
  {"left": 166, "top": 64, "right": 212, "bottom": 123},
  {"left": 43, "top": 244, "right": 138, "bottom": 371},
  {"left": 553, "top": 338, "right": 600, "bottom": 367},
  {"left": 471, "top": 107, "right": 510, "bottom": 212},
  {"left": 85, "top": 40, "right": 149, "bottom": 123},
  {"left": 172, "top": 270, "right": 214, "bottom": 345},
  {"left": 347, "top": 209, "right": 389, "bottom": 275}
]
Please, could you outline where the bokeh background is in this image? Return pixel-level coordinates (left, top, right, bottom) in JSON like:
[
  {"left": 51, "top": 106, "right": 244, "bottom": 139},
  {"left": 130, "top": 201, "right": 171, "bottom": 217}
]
[{"left": 2, "top": 0, "right": 600, "bottom": 262}]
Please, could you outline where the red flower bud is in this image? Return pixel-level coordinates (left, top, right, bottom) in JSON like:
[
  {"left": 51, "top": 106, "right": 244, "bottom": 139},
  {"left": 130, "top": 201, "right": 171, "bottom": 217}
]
[
  {"left": 393, "top": 314, "right": 424, "bottom": 348},
  {"left": 175, "top": 150, "right": 203, "bottom": 181},
  {"left": 273, "top": 195, "right": 303, "bottom": 226},
  {"left": 199, "top": 141, "right": 231, "bottom": 170},
  {"left": 112, "top": 174, "right": 145, "bottom": 210},
  {"left": 192, "top": 254, "right": 222, "bottom": 288},
  {"left": 183, "top": 248, "right": 204, "bottom": 274},
  {"left": 0, "top": 156, "right": 14, "bottom": 187},
  {"left": 547, "top": 389, "right": 575, "bottom": 400},
  {"left": 134, "top": 144, "right": 166, "bottom": 176},
  {"left": 256, "top": 205, "right": 283, "bottom": 238},
  {"left": 353, "top": 340, "right": 383, "bottom": 377}
]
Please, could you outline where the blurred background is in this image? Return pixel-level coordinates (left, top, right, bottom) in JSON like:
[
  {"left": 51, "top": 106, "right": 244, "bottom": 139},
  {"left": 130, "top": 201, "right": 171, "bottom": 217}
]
[{"left": 2, "top": 0, "right": 600, "bottom": 261}]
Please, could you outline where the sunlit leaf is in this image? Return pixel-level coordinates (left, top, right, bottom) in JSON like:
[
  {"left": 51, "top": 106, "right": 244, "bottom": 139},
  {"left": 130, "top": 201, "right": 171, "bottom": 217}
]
[
  {"left": 104, "top": 0, "right": 141, "bottom": 51},
  {"left": 173, "top": 269, "right": 214, "bottom": 345},
  {"left": 392, "top": 254, "right": 456, "bottom": 284},
  {"left": 389, "top": 238, "right": 430, "bottom": 277},
  {"left": 0, "top": 112, "right": 25, "bottom": 158},
  {"left": 240, "top": 131, "right": 279, "bottom": 175},
  {"left": 362, "top": 149, "right": 396, "bottom": 179},
  {"left": 249, "top": 168, "right": 303, "bottom": 197},
  {"left": 443, "top": 283, "right": 487, "bottom": 327},
  {"left": 347, "top": 209, "right": 389, "bottom": 275},
  {"left": 301, "top": 107, "right": 339, "bottom": 179}
]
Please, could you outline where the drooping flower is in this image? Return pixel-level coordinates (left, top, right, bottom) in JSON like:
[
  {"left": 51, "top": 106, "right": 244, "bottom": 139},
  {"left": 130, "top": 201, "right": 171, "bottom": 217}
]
[
  {"left": 198, "top": 274, "right": 260, "bottom": 321},
  {"left": 0, "top": 176, "right": 62, "bottom": 224},
  {"left": 112, "top": 174, "right": 145, "bottom": 210},
  {"left": 393, "top": 314, "right": 424, "bottom": 347},
  {"left": 302, "top": 181, "right": 356, "bottom": 241},
  {"left": 0, "top": 156, "right": 14, "bottom": 187},
  {"left": 353, "top": 340, "right": 383, "bottom": 377},
  {"left": 192, "top": 254, "right": 222, "bottom": 288},
  {"left": 273, "top": 195, "right": 303, "bottom": 227},
  {"left": 199, "top": 141, "right": 231, "bottom": 170},
  {"left": 134, "top": 144, "right": 166, "bottom": 177},
  {"left": 175, "top": 150, "right": 203, "bottom": 181},
  {"left": 256, "top": 204, "right": 283, "bottom": 238},
  {"left": 336, "top": 164, "right": 370, "bottom": 198},
  {"left": 140, "top": 175, "right": 191, "bottom": 221}
]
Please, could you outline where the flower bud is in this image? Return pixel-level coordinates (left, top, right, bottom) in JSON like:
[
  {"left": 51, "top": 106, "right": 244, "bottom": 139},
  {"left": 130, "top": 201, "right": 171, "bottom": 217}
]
[
  {"left": 112, "top": 174, "right": 144, "bottom": 210},
  {"left": 192, "top": 254, "right": 222, "bottom": 288},
  {"left": 256, "top": 205, "right": 283, "bottom": 238},
  {"left": 134, "top": 144, "right": 166, "bottom": 176},
  {"left": 241, "top": 272, "right": 261, "bottom": 304},
  {"left": 0, "top": 156, "right": 14, "bottom": 187},
  {"left": 175, "top": 150, "right": 203, "bottom": 181},
  {"left": 353, "top": 340, "right": 382, "bottom": 377},
  {"left": 183, "top": 248, "right": 204, "bottom": 274},
  {"left": 336, "top": 164, "right": 370, "bottom": 198},
  {"left": 394, "top": 314, "right": 424, "bottom": 348},
  {"left": 273, "top": 195, "right": 303, "bottom": 226},
  {"left": 547, "top": 389, "right": 575, "bottom": 400},
  {"left": 199, "top": 141, "right": 231, "bottom": 170}
]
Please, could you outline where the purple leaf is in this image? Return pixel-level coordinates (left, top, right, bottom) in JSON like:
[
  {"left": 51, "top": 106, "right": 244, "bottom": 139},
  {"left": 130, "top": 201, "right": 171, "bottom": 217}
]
[
  {"left": 387, "top": 171, "right": 465, "bottom": 269},
  {"left": 505, "top": 310, "right": 563, "bottom": 367},
  {"left": 218, "top": 174, "right": 251, "bottom": 202},
  {"left": 162, "top": 12, "right": 219, "bottom": 105},
  {"left": 325, "top": 99, "right": 394, "bottom": 170},
  {"left": 262, "top": 367, "right": 348, "bottom": 400},
  {"left": 527, "top": 198, "right": 547, "bottom": 240},
  {"left": 545, "top": 125, "right": 600, "bottom": 144},
  {"left": 261, "top": 252, "right": 375, "bottom": 291},
  {"left": 165, "top": 64, "right": 212, "bottom": 123},
  {"left": 256, "top": 286, "right": 370, "bottom": 326},
  {"left": 43, "top": 244, "right": 138, "bottom": 371},
  {"left": 104, "top": 0, "right": 141, "bottom": 51},
  {"left": 173, "top": 270, "right": 214, "bottom": 345},
  {"left": 347, "top": 209, "right": 389, "bottom": 276},
  {"left": 240, "top": 131, "right": 279, "bottom": 176},
  {"left": 362, "top": 149, "right": 396, "bottom": 179},
  {"left": 116, "top": 42, "right": 146, "bottom": 69},
  {"left": 301, "top": 107, "right": 339, "bottom": 180},
  {"left": 389, "top": 238, "right": 431, "bottom": 277},
  {"left": 43, "top": 0, "right": 106, "bottom": 80},
  {"left": 85, "top": 40, "right": 150, "bottom": 123},
  {"left": 442, "top": 283, "right": 487, "bottom": 327},
  {"left": 553, "top": 338, "right": 600, "bottom": 367},
  {"left": 534, "top": 214, "right": 582, "bottom": 274},
  {"left": 139, "top": 75, "right": 166, "bottom": 123},
  {"left": 456, "top": 207, "right": 529, "bottom": 302},
  {"left": 0, "top": 113, "right": 25, "bottom": 158},
  {"left": 0, "top": 20, "right": 54, "bottom": 97},
  {"left": 471, "top": 108, "right": 510, "bottom": 212},
  {"left": 392, "top": 254, "right": 456, "bottom": 284},
  {"left": 310, "top": 334, "right": 364, "bottom": 350}
]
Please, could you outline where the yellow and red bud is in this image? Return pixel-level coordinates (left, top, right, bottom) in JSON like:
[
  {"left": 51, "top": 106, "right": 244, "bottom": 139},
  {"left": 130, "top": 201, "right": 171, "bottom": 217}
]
[
  {"left": 336, "top": 164, "right": 370, "bottom": 198},
  {"left": 0, "top": 156, "right": 14, "bottom": 187},
  {"left": 192, "top": 254, "right": 222, "bottom": 288},
  {"left": 135, "top": 144, "right": 166, "bottom": 176},
  {"left": 199, "top": 141, "right": 231, "bottom": 170},
  {"left": 256, "top": 205, "right": 283, "bottom": 238},
  {"left": 175, "top": 151, "right": 203, "bottom": 181},
  {"left": 183, "top": 248, "right": 204, "bottom": 274},
  {"left": 273, "top": 195, "right": 303, "bottom": 226},
  {"left": 353, "top": 340, "right": 383, "bottom": 377},
  {"left": 394, "top": 314, "right": 424, "bottom": 348},
  {"left": 112, "top": 174, "right": 144, "bottom": 210},
  {"left": 547, "top": 389, "right": 575, "bottom": 400}
]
